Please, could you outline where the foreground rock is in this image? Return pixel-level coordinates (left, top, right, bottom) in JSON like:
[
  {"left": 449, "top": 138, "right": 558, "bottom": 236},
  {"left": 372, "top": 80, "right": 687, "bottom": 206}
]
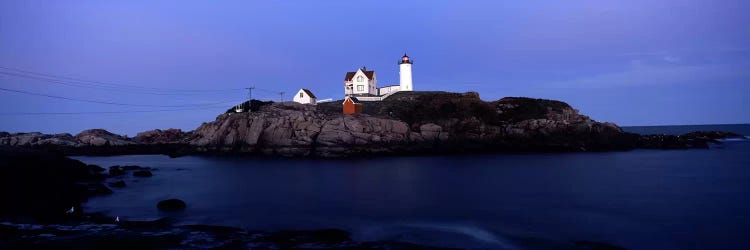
[
  {"left": 157, "top": 199, "right": 186, "bottom": 211},
  {"left": 0, "top": 220, "right": 463, "bottom": 249},
  {"left": 0, "top": 149, "right": 107, "bottom": 220},
  {"left": 0, "top": 219, "right": 629, "bottom": 249}
]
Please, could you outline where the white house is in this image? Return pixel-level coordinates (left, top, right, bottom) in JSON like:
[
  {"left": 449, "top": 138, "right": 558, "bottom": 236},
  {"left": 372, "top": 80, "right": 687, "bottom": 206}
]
[
  {"left": 343, "top": 54, "right": 413, "bottom": 100},
  {"left": 293, "top": 88, "right": 317, "bottom": 105},
  {"left": 344, "top": 67, "right": 378, "bottom": 96}
]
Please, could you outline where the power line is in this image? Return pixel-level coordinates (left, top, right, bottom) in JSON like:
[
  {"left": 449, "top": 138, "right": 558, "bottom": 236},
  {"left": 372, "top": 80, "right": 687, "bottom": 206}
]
[
  {"left": 0, "top": 67, "right": 287, "bottom": 98},
  {"left": 0, "top": 71, "right": 238, "bottom": 96},
  {"left": 255, "top": 87, "right": 282, "bottom": 94},
  {"left": 0, "top": 86, "right": 240, "bottom": 107},
  {"left": 0, "top": 105, "right": 230, "bottom": 116},
  {"left": 0, "top": 66, "right": 245, "bottom": 92}
]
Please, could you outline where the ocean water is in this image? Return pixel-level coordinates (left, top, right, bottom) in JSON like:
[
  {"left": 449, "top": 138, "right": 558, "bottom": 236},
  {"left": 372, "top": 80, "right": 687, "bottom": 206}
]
[{"left": 75, "top": 125, "right": 750, "bottom": 249}]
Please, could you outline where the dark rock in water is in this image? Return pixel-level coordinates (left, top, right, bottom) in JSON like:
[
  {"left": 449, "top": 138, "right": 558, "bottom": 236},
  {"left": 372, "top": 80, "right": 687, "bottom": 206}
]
[
  {"left": 88, "top": 164, "right": 105, "bottom": 172},
  {"left": 637, "top": 130, "right": 741, "bottom": 150},
  {"left": 122, "top": 165, "right": 148, "bottom": 171},
  {"left": 157, "top": 199, "right": 186, "bottom": 211},
  {"left": 108, "top": 166, "right": 126, "bottom": 176},
  {"left": 682, "top": 131, "right": 743, "bottom": 140},
  {"left": 133, "top": 170, "right": 153, "bottom": 177},
  {"left": 83, "top": 183, "right": 113, "bottom": 196},
  {"left": 108, "top": 180, "right": 126, "bottom": 188}
]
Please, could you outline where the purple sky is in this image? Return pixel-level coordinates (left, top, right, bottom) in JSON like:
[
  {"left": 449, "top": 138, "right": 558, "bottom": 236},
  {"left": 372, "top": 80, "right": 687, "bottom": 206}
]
[{"left": 1, "top": 1, "right": 748, "bottom": 135}]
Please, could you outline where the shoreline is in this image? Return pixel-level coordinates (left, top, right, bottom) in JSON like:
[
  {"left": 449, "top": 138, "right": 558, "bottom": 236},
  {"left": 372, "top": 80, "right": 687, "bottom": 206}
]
[{"left": 1, "top": 129, "right": 744, "bottom": 159}]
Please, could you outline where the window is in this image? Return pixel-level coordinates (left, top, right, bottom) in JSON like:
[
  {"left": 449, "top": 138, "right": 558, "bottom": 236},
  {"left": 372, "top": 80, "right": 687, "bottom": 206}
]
[
  {"left": 299, "top": 93, "right": 303, "bottom": 98},
  {"left": 357, "top": 85, "right": 364, "bottom": 91},
  {"left": 357, "top": 76, "right": 363, "bottom": 82}
]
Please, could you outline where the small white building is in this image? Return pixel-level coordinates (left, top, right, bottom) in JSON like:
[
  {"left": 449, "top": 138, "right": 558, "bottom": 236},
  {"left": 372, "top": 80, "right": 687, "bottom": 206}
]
[{"left": 293, "top": 89, "right": 317, "bottom": 105}]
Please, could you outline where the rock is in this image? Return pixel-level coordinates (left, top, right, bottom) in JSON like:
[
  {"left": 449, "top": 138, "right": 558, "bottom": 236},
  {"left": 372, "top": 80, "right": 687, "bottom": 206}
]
[
  {"left": 133, "top": 170, "right": 153, "bottom": 177},
  {"left": 88, "top": 164, "right": 106, "bottom": 172},
  {"left": 109, "top": 166, "right": 126, "bottom": 176},
  {"left": 157, "top": 199, "right": 186, "bottom": 211},
  {"left": 0, "top": 149, "right": 112, "bottom": 219},
  {"left": 636, "top": 131, "right": 742, "bottom": 150},
  {"left": 134, "top": 129, "right": 190, "bottom": 144},
  {"left": 0, "top": 132, "right": 78, "bottom": 147},
  {"left": 4, "top": 92, "right": 734, "bottom": 157},
  {"left": 122, "top": 165, "right": 147, "bottom": 171},
  {"left": 0, "top": 220, "right": 452, "bottom": 249},
  {"left": 682, "top": 131, "right": 743, "bottom": 140},
  {"left": 419, "top": 123, "right": 444, "bottom": 141},
  {"left": 108, "top": 180, "right": 126, "bottom": 188},
  {"left": 75, "top": 129, "right": 134, "bottom": 146},
  {"left": 84, "top": 183, "right": 113, "bottom": 196}
]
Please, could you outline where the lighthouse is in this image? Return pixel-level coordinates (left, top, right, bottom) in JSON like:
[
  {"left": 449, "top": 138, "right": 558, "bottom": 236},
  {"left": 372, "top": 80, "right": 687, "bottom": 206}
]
[{"left": 399, "top": 54, "right": 413, "bottom": 91}]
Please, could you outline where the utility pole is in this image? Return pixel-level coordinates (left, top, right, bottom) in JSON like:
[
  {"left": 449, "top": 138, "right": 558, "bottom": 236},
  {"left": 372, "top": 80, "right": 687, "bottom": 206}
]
[
  {"left": 278, "top": 91, "right": 285, "bottom": 103},
  {"left": 245, "top": 86, "right": 255, "bottom": 101}
]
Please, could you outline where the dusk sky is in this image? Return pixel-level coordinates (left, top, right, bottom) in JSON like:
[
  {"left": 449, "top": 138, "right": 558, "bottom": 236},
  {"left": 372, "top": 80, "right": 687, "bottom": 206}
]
[{"left": 1, "top": 1, "right": 748, "bottom": 135}]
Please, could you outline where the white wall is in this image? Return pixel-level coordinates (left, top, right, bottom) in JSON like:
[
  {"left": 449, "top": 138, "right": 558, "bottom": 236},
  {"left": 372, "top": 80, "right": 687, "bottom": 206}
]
[
  {"left": 378, "top": 85, "right": 400, "bottom": 96},
  {"left": 352, "top": 70, "right": 369, "bottom": 95},
  {"left": 293, "top": 89, "right": 316, "bottom": 104}
]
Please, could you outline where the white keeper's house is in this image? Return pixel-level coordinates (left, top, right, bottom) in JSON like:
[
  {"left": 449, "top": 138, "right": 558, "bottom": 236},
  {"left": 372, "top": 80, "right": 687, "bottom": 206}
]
[{"left": 343, "top": 54, "right": 414, "bottom": 101}]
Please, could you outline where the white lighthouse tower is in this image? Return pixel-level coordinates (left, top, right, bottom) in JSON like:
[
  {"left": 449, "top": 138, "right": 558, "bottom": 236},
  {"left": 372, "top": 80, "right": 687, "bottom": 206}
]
[{"left": 398, "top": 54, "right": 413, "bottom": 91}]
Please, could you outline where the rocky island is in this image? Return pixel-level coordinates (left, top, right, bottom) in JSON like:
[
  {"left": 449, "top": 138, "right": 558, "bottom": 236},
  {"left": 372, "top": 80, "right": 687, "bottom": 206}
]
[{"left": 0, "top": 92, "right": 741, "bottom": 157}]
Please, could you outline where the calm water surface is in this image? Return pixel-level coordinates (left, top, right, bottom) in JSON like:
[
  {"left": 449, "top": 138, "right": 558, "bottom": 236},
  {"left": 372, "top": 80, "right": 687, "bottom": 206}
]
[{"left": 75, "top": 138, "right": 750, "bottom": 249}]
